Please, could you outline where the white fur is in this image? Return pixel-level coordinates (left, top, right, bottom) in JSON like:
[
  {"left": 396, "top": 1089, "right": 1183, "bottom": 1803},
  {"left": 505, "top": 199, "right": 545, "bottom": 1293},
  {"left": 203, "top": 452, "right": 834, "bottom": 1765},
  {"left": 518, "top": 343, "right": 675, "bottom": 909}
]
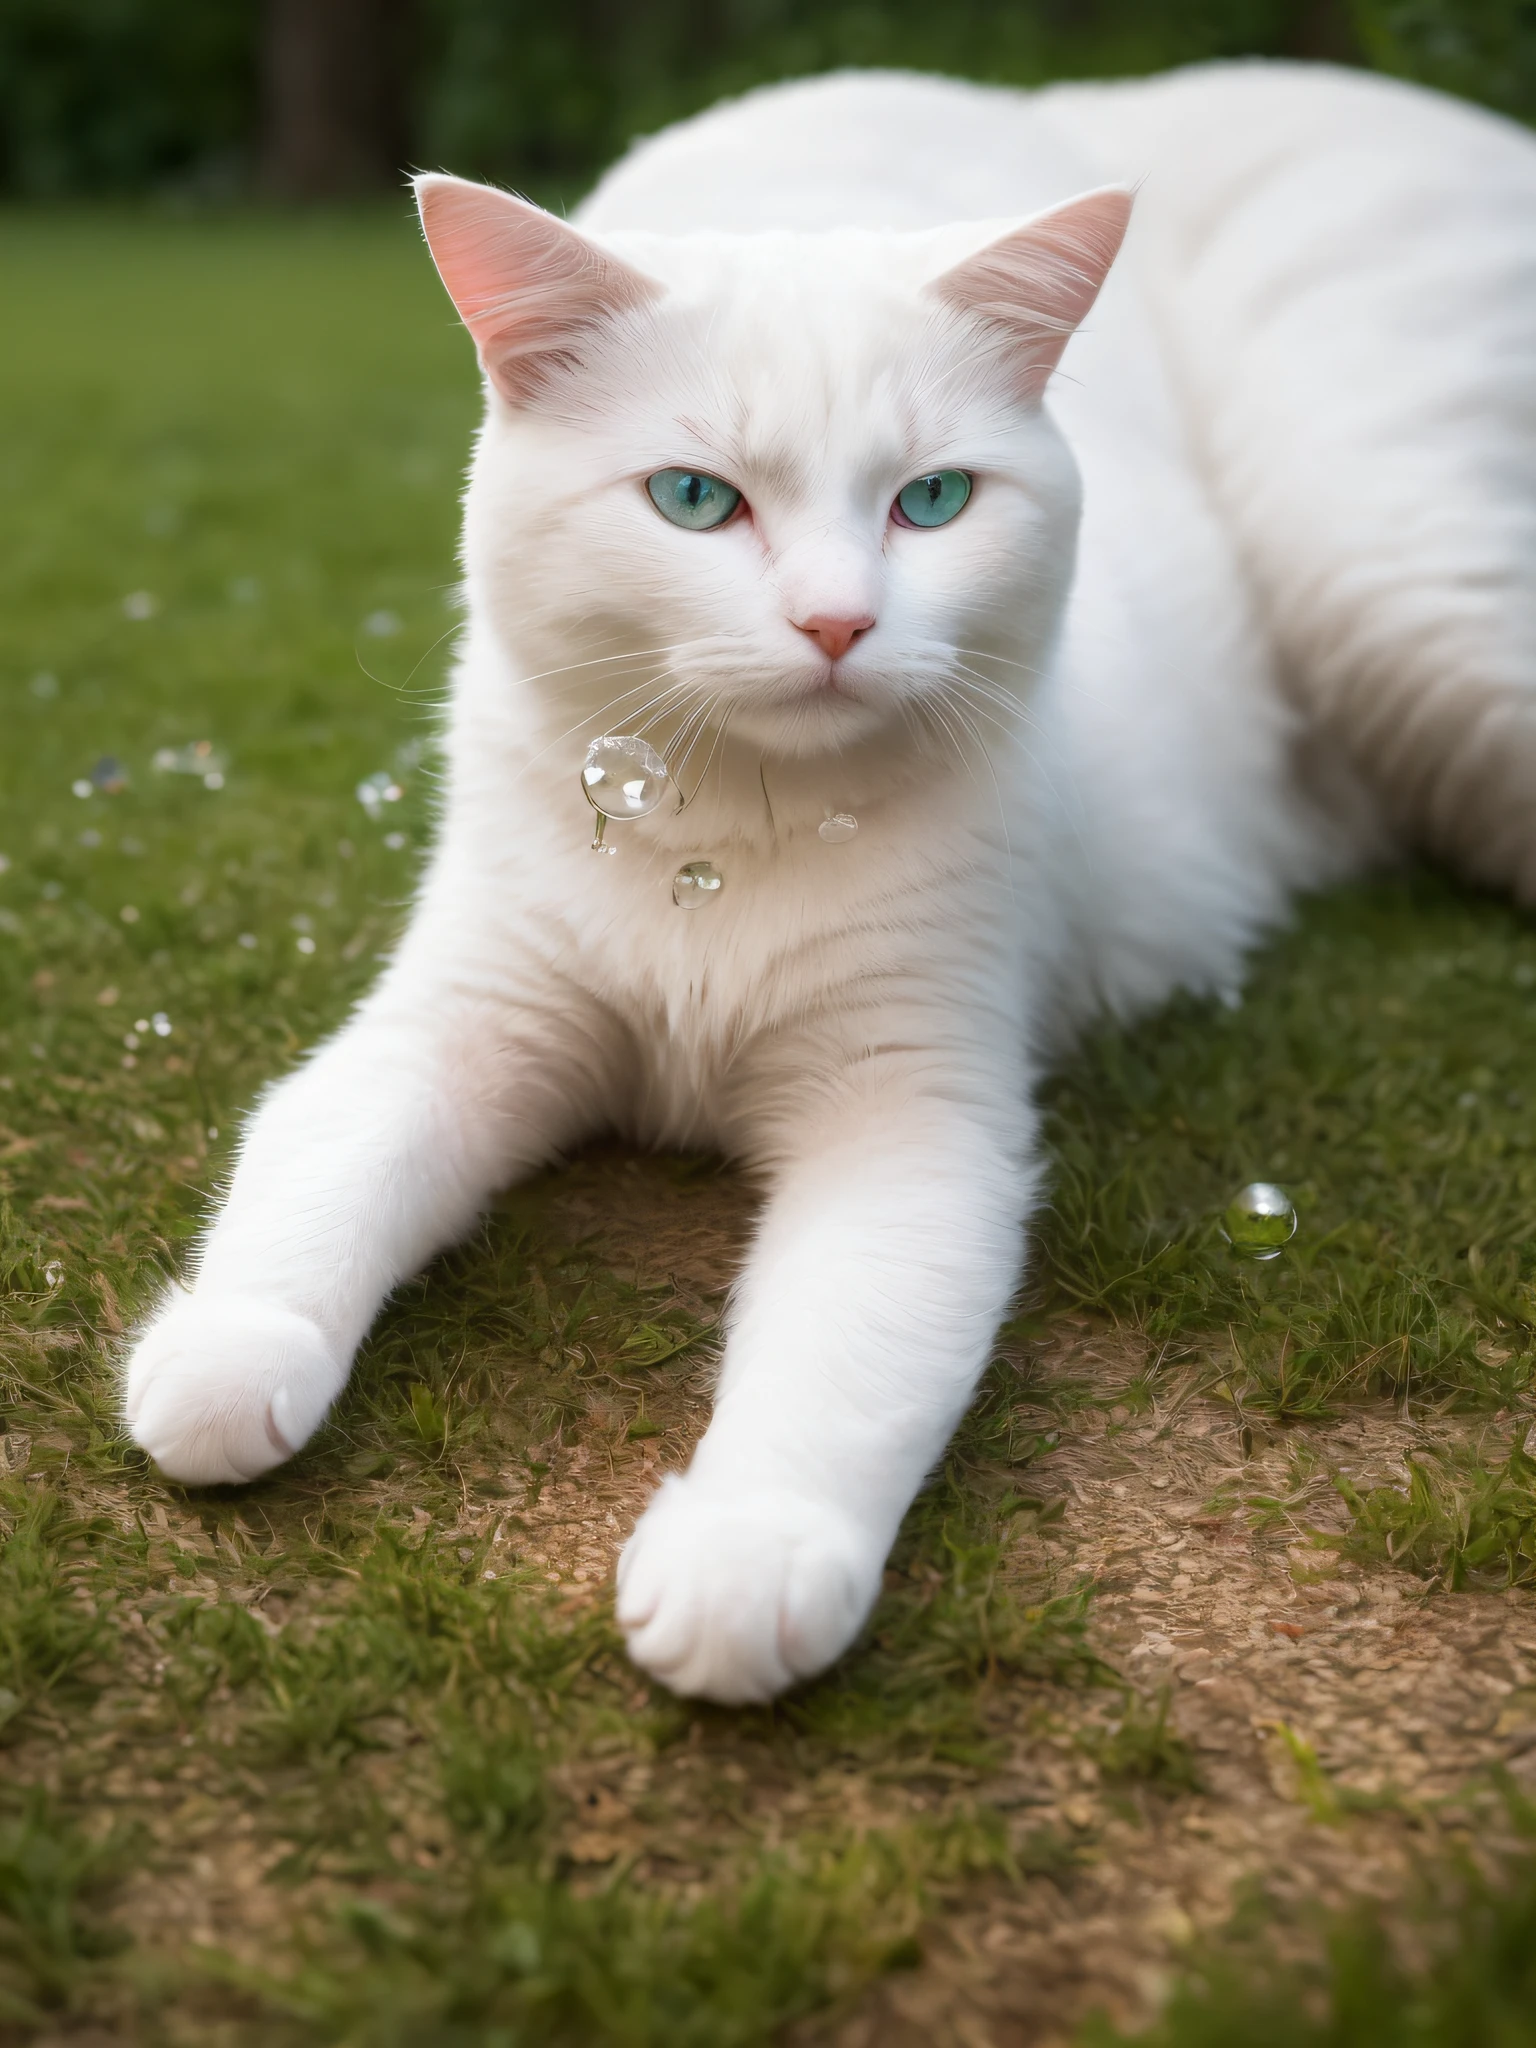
[{"left": 125, "top": 63, "right": 1536, "bottom": 1702}]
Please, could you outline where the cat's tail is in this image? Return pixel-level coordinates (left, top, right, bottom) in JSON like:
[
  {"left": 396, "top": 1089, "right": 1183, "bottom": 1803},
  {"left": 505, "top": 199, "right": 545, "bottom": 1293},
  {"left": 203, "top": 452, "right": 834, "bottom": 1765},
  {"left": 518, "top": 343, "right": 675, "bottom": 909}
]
[{"left": 1054, "top": 61, "right": 1536, "bottom": 899}]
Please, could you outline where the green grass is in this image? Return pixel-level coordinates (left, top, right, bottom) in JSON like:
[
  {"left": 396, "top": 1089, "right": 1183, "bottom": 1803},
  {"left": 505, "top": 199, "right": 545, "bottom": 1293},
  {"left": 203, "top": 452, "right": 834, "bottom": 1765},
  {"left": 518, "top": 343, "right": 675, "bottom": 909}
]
[
  {"left": 1031, "top": 880, "right": 1536, "bottom": 1412},
  {"left": 1330, "top": 1434, "right": 1536, "bottom": 1589},
  {"left": 1084, "top": 1787, "right": 1536, "bottom": 2048},
  {"left": 2, "top": 206, "right": 1536, "bottom": 2041}
]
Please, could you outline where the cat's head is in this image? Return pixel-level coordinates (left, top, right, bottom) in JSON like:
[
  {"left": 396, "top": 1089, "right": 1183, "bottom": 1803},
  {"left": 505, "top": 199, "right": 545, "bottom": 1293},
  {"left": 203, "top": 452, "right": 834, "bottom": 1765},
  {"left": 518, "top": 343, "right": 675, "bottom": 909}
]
[{"left": 417, "top": 173, "right": 1129, "bottom": 760}]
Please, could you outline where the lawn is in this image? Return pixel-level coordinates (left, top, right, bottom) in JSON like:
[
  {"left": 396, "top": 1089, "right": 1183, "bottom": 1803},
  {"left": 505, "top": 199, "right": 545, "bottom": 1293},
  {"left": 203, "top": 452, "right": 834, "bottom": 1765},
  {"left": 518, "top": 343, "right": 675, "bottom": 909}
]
[{"left": 2, "top": 208, "right": 1536, "bottom": 2046}]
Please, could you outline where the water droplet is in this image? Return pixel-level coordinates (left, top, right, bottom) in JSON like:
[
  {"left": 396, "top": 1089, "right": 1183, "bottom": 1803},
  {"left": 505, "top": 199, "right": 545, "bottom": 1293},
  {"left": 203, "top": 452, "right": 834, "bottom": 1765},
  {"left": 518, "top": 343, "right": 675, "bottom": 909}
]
[
  {"left": 154, "top": 739, "right": 227, "bottom": 784},
  {"left": 134, "top": 1019, "right": 148, "bottom": 1032},
  {"left": 296, "top": 935, "right": 316, "bottom": 955},
  {"left": 356, "top": 770, "right": 404, "bottom": 818},
  {"left": 122, "top": 590, "right": 158, "bottom": 621},
  {"left": 672, "top": 860, "right": 724, "bottom": 909},
  {"left": 582, "top": 736, "right": 671, "bottom": 843},
  {"left": 119, "top": 905, "right": 139, "bottom": 924},
  {"left": 1219, "top": 1182, "right": 1297, "bottom": 1261},
  {"left": 207, "top": 1126, "right": 218, "bottom": 1140},
  {"left": 363, "top": 609, "right": 402, "bottom": 638},
  {"left": 123, "top": 1032, "right": 140, "bottom": 1050},
  {"left": 43, "top": 1262, "right": 63, "bottom": 1288},
  {"left": 151, "top": 1012, "right": 171, "bottom": 1037},
  {"left": 383, "top": 831, "right": 406, "bottom": 851},
  {"left": 71, "top": 780, "right": 92, "bottom": 799},
  {"left": 817, "top": 812, "right": 858, "bottom": 845},
  {"left": 237, "top": 932, "right": 257, "bottom": 949}
]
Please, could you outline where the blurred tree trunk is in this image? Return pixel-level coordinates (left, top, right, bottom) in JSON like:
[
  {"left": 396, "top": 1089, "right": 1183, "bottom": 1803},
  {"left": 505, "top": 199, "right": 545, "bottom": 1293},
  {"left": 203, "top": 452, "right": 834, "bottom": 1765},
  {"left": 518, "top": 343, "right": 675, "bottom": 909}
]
[
  {"left": 1288, "top": 0, "right": 1364, "bottom": 63},
  {"left": 261, "top": 0, "right": 413, "bottom": 198}
]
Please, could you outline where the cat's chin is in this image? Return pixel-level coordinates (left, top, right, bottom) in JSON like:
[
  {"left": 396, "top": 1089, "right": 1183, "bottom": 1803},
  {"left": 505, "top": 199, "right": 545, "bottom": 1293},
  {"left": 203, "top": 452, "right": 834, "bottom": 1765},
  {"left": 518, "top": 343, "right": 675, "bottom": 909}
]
[{"left": 722, "top": 689, "right": 895, "bottom": 758}]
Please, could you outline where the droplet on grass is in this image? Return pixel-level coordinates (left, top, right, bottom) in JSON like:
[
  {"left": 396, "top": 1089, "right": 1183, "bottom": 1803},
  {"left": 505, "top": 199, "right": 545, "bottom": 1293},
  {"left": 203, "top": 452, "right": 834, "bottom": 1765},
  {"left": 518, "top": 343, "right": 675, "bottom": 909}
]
[
  {"left": 356, "top": 771, "right": 403, "bottom": 818},
  {"left": 383, "top": 831, "right": 406, "bottom": 851},
  {"left": 123, "top": 1032, "right": 140, "bottom": 1050},
  {"left": 151, "top": 1012, "right": 171, "bottom": 1037},
  {"left": 153, "top": 740, "right": 227, "bottom": 790},
  {"left": 237, "top": 933, "right": 257, "bottom": 949},
  {"left": 71, "top": 780, "right": 92, "bottom": 799},
  {"left": 122, "top": 591, "right": 158, "bottom": 621},
  {"left": 119, "top": 905, "right": 139, "bottom": 924},
  {"left": 296, "top": 935, "right": 316, "bottom": 955},
  {"left": 1219, "top": 1182, "right": 1297, "bottom": 1261},
  {"left": 363, "top": 609, "right": 401, "bottom": 638}
]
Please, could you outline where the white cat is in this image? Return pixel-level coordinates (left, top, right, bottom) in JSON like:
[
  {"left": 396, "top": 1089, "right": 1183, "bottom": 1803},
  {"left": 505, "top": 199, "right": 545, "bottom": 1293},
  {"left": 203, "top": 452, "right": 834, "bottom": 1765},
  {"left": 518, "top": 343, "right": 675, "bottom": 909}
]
[{"left": 124, "top": 62, "right": 1536, "bottom": 1703}]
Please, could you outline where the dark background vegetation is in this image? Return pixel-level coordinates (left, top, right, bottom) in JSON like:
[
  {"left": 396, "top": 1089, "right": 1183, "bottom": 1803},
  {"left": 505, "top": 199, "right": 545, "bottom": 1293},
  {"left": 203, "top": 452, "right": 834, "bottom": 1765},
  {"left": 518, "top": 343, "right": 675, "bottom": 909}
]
[{"left": 0, "top": 0, "right": 1531, "bottom": 203}]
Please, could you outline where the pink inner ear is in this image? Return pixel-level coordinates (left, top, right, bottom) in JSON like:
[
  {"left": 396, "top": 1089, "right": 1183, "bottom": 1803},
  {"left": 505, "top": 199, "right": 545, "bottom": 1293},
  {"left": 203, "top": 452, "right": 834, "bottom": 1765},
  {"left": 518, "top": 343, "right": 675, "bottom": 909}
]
[
  {"left": 930, "top": 187, "right": 1133, "bottom": 398},
  {"left": 415, "top": 174, "right": 660, "bottom": 405}
]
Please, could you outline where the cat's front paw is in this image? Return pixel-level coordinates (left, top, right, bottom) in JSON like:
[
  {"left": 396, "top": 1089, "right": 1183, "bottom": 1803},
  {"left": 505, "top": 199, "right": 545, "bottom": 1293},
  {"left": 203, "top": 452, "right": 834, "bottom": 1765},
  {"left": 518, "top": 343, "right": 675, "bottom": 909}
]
[
  {"left": 124, "top": 1294, "right": 345, "bottom": 1486},
  {"left": 615, "top": 1478, "right": 882, "bottom": 1705}
]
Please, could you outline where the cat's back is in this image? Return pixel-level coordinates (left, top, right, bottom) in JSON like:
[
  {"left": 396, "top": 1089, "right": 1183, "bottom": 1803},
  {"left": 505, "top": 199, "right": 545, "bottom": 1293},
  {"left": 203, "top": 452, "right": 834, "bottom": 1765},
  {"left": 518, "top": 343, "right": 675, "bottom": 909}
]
[{"left": 576, "top": 71, "right": 1097, "bottom": 234}]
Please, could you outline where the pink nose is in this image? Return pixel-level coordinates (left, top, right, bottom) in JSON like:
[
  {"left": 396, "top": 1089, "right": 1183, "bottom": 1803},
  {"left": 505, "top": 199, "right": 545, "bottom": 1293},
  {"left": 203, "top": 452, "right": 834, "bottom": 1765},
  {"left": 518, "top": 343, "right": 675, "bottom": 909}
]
[{"left": 794, "top": 613, "right": 875, "bottom": 662}]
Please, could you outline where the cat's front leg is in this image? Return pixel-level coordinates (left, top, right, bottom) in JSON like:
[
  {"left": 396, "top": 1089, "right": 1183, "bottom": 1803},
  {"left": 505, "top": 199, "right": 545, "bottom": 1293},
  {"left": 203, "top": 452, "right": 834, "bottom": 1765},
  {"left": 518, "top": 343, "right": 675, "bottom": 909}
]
[
  {"left": 617, "top": 1071, "right": 1036, "bottom": 1703},
  {"left": 125, "top": 970, "right": 605, "bottom": 1486}
]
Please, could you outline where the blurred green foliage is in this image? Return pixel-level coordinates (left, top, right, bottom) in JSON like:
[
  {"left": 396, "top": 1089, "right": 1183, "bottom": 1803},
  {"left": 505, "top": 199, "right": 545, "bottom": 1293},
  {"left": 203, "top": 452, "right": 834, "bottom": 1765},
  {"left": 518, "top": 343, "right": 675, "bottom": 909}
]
[{"left": 0, "top": 0, "right": 1530, "bottom": 201}]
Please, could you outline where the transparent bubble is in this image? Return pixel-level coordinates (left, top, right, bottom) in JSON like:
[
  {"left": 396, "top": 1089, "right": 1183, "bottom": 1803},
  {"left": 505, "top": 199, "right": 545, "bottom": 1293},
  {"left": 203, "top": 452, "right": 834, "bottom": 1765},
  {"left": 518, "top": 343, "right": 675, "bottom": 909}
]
[
  {"left": 1219, "top": 1182, "right": 1297, "bottom": 1261},
  {"left": 582, "top": 736, "right": 670, "bottom": 822},
  {"left": 672, "top": 860, "right": 724, "bottom": 910},
  {"left": 154, "top": 740, "right": 227, "bottom": 789},
  {"left": 817, "top": 812, "right": 858, "bottom": 845},
  {"left": 357, "top": 771, "right": 404, "bottom": 818}
]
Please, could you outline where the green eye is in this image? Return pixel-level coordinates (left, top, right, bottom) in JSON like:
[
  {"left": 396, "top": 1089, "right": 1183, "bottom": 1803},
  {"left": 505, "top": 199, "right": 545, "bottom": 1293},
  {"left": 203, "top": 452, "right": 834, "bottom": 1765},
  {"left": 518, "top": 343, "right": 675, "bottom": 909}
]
[
  {"left": 894, "top": 470, "right": 972, "bottom": 529},
  {"left": 646, "top": 469, "right": 742, "bottom": 531}
]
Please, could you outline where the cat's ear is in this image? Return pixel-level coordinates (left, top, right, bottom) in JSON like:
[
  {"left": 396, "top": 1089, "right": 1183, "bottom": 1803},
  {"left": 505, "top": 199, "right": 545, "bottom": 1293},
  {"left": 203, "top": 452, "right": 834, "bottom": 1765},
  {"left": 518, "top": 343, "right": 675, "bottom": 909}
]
[
  {"left": 928, "top": 187, "right": 1133, "bottom": 400},
  {"left": 414, "top": 173, "right": 662, "bottom": 406}
]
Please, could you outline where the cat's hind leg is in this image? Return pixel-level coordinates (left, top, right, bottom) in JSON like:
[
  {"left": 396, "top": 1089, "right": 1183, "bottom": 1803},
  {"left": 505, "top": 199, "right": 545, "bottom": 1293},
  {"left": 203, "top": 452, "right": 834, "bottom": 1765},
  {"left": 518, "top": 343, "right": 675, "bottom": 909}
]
[
  {"left": 1127, "top": 69, "right": 1536, "bottom": 898},
  {"left": 125, "top": 965, "right": 613, "bottom": 1484}
]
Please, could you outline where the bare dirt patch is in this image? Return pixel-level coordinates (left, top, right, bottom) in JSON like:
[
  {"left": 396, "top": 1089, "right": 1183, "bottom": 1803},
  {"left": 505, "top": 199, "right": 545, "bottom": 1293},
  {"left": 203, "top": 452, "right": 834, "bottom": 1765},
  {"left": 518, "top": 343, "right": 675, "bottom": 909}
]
[{"left": 481, "top": 1162, "right": 1536, "bottom": 2046}]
